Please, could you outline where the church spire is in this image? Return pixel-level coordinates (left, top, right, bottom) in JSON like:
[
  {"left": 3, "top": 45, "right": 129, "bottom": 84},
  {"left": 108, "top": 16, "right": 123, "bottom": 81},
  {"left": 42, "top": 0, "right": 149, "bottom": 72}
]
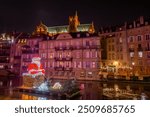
[{"left": 89, "top": 21, "right": 95, "bottom": 33}]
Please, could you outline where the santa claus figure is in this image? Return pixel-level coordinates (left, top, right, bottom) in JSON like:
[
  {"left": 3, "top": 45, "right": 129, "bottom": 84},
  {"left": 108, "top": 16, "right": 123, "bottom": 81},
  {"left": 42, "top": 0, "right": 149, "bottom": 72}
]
[{"left": 27, "top": 56, "right": 45, "bottom": 78}]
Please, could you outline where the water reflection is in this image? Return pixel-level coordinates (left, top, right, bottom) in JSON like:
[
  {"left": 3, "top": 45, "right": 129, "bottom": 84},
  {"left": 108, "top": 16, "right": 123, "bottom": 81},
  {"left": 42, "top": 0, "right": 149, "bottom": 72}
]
[{"left": 0, "top": 81, "right": 150, "bottom": 100}]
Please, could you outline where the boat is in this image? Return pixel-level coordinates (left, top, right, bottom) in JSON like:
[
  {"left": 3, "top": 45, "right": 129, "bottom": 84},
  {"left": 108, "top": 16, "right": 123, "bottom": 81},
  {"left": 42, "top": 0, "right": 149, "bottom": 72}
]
[{"left": 102, "top": 88, "right": 140, "bottom": 100}]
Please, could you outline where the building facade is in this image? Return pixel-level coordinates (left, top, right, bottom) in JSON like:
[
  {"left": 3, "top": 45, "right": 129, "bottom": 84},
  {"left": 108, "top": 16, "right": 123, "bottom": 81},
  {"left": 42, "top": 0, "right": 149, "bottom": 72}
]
[
  {"left": 99, "top": 16, "right": 150, "bottom": 80},
  {"left": 39, "top": 32, "right": 101, "bottom": 80},
  {"left": 0, "top": 33, "right": 15, "bottom": 70}
]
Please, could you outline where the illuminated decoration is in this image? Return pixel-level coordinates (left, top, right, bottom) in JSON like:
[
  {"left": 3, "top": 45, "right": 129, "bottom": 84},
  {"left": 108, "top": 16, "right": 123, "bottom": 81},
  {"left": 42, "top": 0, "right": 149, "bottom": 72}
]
[
  {"left": 52, "top": 82, "right": 62, "bottom": 90},
  {"left": 27, "top": 56, "right": 45, "bottom": 78},
  {"left": 69, "top": 11, "right": 80, "bottom": 32},
  {"left": 22, "top": 56, "right": 45, "bottom": 88},
  {"left": 37, "top": 82, "right": 49, "bottom": 91},
  {"left": 33, "top": 12, "right": 95, "bottom": 35}
]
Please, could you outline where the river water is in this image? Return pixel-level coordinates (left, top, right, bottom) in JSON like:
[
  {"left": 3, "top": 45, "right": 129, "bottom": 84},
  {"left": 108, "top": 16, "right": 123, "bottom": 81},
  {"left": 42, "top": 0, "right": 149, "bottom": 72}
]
[{"left": 0, "top": 80, "right": 150, "bottom": 100}]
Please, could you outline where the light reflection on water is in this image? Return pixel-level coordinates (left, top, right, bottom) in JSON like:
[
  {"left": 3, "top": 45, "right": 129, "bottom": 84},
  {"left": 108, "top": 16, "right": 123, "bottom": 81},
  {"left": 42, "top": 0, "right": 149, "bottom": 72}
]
[{"left": 0, "top": 80, "right": 150, "bottom": 100}]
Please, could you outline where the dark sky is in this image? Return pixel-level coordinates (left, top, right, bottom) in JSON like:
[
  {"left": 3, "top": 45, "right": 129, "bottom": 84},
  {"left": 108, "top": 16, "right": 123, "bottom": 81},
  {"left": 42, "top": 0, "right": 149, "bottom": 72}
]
[{"left": 0, "top": 0, "right": 150, "bottom": 33}]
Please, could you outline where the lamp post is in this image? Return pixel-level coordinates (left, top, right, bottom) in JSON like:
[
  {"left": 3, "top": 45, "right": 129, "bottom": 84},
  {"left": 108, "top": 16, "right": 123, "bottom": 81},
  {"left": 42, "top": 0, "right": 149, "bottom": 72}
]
[
  {"left": 132, "top": 62, "right": 135, "bottom": 76},
  {"left": 113, "top": 61, "right": 118, "bottom": 75}
]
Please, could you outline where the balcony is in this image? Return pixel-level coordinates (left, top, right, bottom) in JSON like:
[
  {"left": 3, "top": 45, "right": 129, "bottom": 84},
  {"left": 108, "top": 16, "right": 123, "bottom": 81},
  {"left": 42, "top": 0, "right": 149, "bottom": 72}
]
[
  {"left": 54, "top": 67, "right": 64, "bottom": 71},
  {"left": 54, "top": 57, "right": 73, "bottom": 61},
  {"left": 89, "top": 45, "right": 100, "bottom": 49},
  {"left": 137, "top": 48, "right": 143, "bottom": 51},
  {"left": 0, "top": 53, "right": 10, "bottom": 56},
  {"left": 23, "top": 58, "right": 31, "bottom": 62},
  {"left": 79, "top": 45, "right": 100, "bottom": 50},
  {"left": 55, "top": 46, "right": 73, "bottom": 51},
  {"left": 72, "top": 46, "right": 83, "bottom": 50},
  {"left": 65, "top": 57, "right": 73, "bottom": 61},
  {"left": 22, "top": 50, "right": 39, "bottom": 54},
  {"left": 0, "top": 46, "right": 11, "bottom": 49},
  {"left": 55, "top": 47, "right": 64, "bottom": 51},
  {"left": 0, "top": 59, "right": 9, "bottom": 63},
  {"left": 145, "top": 48, "right": 150, "bottom": 51},
  {"left": 129, "top": 48, "right": 135, "bottom": 52},
  {"left": 64, "top": 67, "right": 73, "bottom": 71},
  {"left": 14, "top": 56, "right": 21, "bottom": 59}
]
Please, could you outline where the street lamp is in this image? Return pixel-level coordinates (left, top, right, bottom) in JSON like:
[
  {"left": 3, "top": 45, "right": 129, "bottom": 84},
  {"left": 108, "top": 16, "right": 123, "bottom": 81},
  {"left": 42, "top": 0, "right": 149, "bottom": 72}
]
[
  {"left": 132, "top": 62, "right": 135, "bottom": 76},
  {"left": 113, "top": 61, "right": 118, "bottom": 75}
]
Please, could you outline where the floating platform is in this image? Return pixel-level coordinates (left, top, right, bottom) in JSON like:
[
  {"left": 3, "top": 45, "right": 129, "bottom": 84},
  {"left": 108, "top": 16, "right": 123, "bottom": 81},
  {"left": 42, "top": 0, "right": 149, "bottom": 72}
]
[{"left": 14, "top": 87, "right": 82, "bottom": 100}]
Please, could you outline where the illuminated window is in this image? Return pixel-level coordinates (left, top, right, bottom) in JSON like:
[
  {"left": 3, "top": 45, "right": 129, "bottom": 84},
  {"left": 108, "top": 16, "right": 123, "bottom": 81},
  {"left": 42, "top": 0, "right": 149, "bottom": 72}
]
[
  {"left": 138, "top": 52, "right": 143, "bottom": 58},
  {"left": 130, "top": 52, "right": 134, "bottom": 57},
  {"left": 92, "top": 62, "right": 96, "bottom": 68},
  {"left": 49, "top": 53, "right": 54, "bottom": 58},
  {"left": 59, "top": 62, "right": 63, "bottom": 67},
  {"left": 86, "top": 51, "right": 90, "bottom": 58},
  {"left": 119, "top": 38, "right": 122, "bottom": 43},
  {"left": 67, "top": 52, "right": 70, "bottom": 57},
  {"left": 77, "top": 61, "right": 81, "bottom": 68}
]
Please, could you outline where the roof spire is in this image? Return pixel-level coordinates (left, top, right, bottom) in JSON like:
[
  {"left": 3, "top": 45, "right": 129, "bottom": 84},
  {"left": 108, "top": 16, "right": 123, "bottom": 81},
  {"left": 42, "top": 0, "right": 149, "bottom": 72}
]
[{"left": 89, "top": 21, "right": 95, "bottom": 33}]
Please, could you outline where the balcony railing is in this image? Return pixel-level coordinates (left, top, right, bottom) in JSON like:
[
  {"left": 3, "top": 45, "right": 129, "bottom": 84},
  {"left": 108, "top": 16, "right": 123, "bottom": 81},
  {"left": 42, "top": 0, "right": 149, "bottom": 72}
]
[
  {"left": 55, "top": 46, "right": 73, "bottom": 51},
  {"left": 54, "top": 67, "right": 64, "bottom": 71},
  {"left": 22, "top": 50, "right": 39, "bottom": 54},
  {"left": 54, "top": 57, "right": 73, "bottom": 61},
  {"left": 129, "top": 48, "right": 135, "bottom": 52},
  {"left": 55, "top": 45, "right": 100, "bottom": 51},
  {"left": 72, "top": 46, "right": 83, "bottom": 50},
  {"left": 54, "top": 67, "right": 73, "bottom": 71},
  {"left": 0, "top": 53, "right": 10, "bottom": 56},
  {"left": 14, "top": 56, "right": 21, "bottom": 59},
  {"left": 145, "top": 48, "right": 150, "bottom": 51},
  {"left": 64, "top": 67, "right": 73, "bottom": 71},
  {"left": 0, "top": 60, "right": 9, "bottom": 63},
  {"left": 0, "top": 46, "right": 11, "bottom": 49},
  {"left": 137, "top": 48, "right": 143, "bottom": 51},
  {"left": 23, "top": 58, "right": 31, "bottom": 62}
]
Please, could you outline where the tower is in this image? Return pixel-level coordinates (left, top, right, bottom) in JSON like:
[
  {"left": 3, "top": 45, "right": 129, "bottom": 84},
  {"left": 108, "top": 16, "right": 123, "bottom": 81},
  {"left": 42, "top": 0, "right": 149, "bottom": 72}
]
[
  {"left": 69, "top": 11, "right": 80, "bottom": 33},
  {"left": 33, "top": 21, "right": 48, "bottom": 35},
  {"left": 88, "top": 22, "right": 95, "bottom": 33}
]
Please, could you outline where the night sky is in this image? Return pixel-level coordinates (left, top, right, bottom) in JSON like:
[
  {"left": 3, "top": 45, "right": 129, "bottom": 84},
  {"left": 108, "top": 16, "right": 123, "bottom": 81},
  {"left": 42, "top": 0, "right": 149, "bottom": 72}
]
[{"left": 0, "top": 0, "right": 150, "bottom": 33}]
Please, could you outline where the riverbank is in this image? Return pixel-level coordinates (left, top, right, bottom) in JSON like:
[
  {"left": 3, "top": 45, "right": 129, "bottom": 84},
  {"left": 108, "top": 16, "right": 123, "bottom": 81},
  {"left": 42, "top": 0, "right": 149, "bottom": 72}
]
[{"left": 49, "top": 77, "right": 150, "bottom": 84}]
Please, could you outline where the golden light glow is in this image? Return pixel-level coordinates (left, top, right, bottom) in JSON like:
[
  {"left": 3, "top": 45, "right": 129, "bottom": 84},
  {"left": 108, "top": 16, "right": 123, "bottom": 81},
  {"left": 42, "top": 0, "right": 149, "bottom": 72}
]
[{"left": 113, "top": 61, "right": 118, "bottom": 66}]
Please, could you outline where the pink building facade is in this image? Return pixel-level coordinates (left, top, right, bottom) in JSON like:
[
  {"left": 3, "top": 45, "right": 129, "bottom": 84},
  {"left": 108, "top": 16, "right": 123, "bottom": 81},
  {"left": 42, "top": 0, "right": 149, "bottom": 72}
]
[{"left": 39, "top": 32, "right": 101, "bottom": 80}]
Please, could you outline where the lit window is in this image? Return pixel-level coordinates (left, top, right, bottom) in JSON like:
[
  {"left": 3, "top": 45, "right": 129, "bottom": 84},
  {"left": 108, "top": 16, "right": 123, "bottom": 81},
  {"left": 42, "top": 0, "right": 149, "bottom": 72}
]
[
  {"left": 138, "top": 52, "right": 143, "bottom": 58},
  {"left": 86, "top": 51, "right": 90, "bottom": 58},
  {"left": 130, "top": 52, "right": 134, "bottom": 57},
  {"left": 49, "top": 53, "right": 54, "bottom": 58},
  {"left": 92, "top": 62, "right": 96, "bottom": 68},
  {"left": 119, "top": 38, "right": 122, "bottom": 43}
]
